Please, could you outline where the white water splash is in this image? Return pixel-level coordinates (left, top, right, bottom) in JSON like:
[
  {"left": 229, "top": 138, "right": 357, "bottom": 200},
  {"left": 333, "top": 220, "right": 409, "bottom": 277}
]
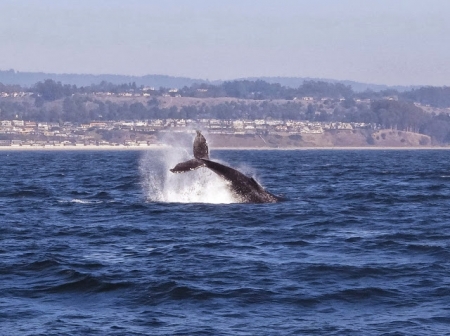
[
  {"left": 57, "top": 199, "right": 103, "bottom": 204},
  {"left": 139, "top": 138, "right": 237, "bottom": 204}
]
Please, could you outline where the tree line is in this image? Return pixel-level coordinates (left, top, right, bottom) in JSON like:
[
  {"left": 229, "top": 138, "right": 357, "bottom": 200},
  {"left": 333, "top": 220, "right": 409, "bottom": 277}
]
[
  {"left": 1, "top": 78, "right": 449, "bottom": 107},
  {"left": 1, "top": 79, "right": 450, "bottom": 143}
]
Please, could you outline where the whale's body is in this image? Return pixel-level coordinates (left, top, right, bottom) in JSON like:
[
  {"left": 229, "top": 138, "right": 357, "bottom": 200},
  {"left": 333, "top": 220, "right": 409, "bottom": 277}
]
[{"left": 170, "top": 131, "right": 280, "bottom": 203}]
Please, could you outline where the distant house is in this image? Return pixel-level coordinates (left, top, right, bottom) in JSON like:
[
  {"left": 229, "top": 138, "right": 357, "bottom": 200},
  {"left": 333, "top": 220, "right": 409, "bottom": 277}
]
[
  {"left": 22, "top": 127, "right": 36, "bottom": 134},
  {"left": 12, "top": 120, "right": 25, "bottom": 127},
  {"left": 232, "top": 120, "right": 244, "bottom": 129},
  {"left": 38, "top": 123, "right": 49, "bottom": 131},
  {"left": 89, "top": 122, "right": 107, "bottom": 128}
]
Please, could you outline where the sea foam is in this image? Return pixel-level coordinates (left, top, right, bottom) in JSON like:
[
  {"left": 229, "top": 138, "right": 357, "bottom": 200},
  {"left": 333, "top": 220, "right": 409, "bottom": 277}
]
[{"left": 139, "top": 145, "right": 236, "bottom": 204}]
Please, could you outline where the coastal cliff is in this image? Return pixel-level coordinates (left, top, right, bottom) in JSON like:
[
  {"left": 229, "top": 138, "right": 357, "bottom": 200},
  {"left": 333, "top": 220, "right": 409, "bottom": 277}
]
[{"left": 203, "top": 129, "right": 432, "bottom": 148}]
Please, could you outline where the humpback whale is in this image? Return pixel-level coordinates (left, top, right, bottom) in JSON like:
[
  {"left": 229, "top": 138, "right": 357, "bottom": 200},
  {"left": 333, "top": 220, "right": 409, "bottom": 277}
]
[{"left": 170, "top": 131, "right": 280, "bottom": 203}]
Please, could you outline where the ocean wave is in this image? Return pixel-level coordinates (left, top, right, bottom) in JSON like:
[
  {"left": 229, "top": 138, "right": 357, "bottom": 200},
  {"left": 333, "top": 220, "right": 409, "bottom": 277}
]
[
  {"left": 320, "top": 287, "right": 401, "bottom": 303},
  {"left": 72, "top": 199, "right": 99, "bottom": 204},
  {"left": 57, "top": 199, "right": 104, "bottom": 204},
  {"left": 43, "top": 275, "right": 132, "bottom": 294},
  {"left": 0, "top": 188, "right": 53, "bottom": 198},
  {"left": 141, "top": 281, "right": 278, "bottom": 304},
  {"left": 23, "top": 258, "right": 61, "bottom": 271}
]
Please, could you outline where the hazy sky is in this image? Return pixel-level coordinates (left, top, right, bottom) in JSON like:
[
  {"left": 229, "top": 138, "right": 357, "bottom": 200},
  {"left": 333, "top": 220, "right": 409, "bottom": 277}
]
[{"left": 1, "top": 0, "right": 449, "bottom": 86}]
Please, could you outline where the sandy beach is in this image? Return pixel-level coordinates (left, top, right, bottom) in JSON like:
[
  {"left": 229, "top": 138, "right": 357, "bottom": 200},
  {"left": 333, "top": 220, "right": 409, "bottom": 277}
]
[
  {"left": 0, "top": 144, "right": 449, "bottom": 151},
  {"left": 0, "top": 144, "right": 168, "bottom": 151}
]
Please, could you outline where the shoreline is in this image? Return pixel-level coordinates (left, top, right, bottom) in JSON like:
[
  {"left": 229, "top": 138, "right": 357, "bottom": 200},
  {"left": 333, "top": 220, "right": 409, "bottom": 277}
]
[
  {"left": 215, "top": 146, "right": 450, "bottom": 150},
  {"left": 0, "top": 144, "right": 449, "bottom": 151},
  {"left": 0, "top": 145, "right": 168, "bottom": 151}
]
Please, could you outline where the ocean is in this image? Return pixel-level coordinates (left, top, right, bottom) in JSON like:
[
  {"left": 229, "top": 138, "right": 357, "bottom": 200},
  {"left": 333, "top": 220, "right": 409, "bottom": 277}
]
[{"left": 1, "top": 148, "right": 450, "bottom": 335}]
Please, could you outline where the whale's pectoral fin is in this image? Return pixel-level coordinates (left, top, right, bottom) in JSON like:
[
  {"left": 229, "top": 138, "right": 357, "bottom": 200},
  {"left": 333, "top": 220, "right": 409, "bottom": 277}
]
[
  {"left": 170, "top": 159, "right": 205, "bottom": 173},
  {"left": 193, "top": 131, "right": 209, "bottom": 160}
]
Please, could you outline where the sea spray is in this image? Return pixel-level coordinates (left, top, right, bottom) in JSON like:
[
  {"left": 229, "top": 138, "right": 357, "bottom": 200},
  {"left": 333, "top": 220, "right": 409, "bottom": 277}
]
[{"left": 139, "top": 136, "right": 237, "bottom": 203}]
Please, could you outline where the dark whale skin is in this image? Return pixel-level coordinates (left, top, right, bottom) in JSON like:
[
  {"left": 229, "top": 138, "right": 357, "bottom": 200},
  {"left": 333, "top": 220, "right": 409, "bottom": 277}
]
[{"left": 170, "top": 131, "right": 280, "bottom": 203}]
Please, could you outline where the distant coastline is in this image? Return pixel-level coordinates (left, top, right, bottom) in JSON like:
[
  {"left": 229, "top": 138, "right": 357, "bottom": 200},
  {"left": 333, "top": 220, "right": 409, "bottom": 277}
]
[
  {"left": 0, "top": 144, "right": 448, "bottom": 151},
  {"left": 0, "top": 144, "right": 167, "bottom": 151},
  {"left": 0, "top": 128, "right": 444, "bottom": 151}
]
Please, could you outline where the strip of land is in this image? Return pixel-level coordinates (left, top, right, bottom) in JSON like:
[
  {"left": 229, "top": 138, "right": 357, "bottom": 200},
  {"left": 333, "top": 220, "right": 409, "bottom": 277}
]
[{"left": 0, "top": 130, "right": 447, "bottom": 150}]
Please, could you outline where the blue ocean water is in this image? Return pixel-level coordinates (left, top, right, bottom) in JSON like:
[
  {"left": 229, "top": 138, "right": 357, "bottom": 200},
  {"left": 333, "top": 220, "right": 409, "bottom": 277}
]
[{"left": 1, "top": 148, "right": 450, "bottom": 335}]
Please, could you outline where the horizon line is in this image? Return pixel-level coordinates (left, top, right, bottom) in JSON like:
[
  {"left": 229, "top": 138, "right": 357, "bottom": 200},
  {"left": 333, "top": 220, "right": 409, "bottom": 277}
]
[{"left": 0, "top": 68, "right": 428, "bottom": 89}]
